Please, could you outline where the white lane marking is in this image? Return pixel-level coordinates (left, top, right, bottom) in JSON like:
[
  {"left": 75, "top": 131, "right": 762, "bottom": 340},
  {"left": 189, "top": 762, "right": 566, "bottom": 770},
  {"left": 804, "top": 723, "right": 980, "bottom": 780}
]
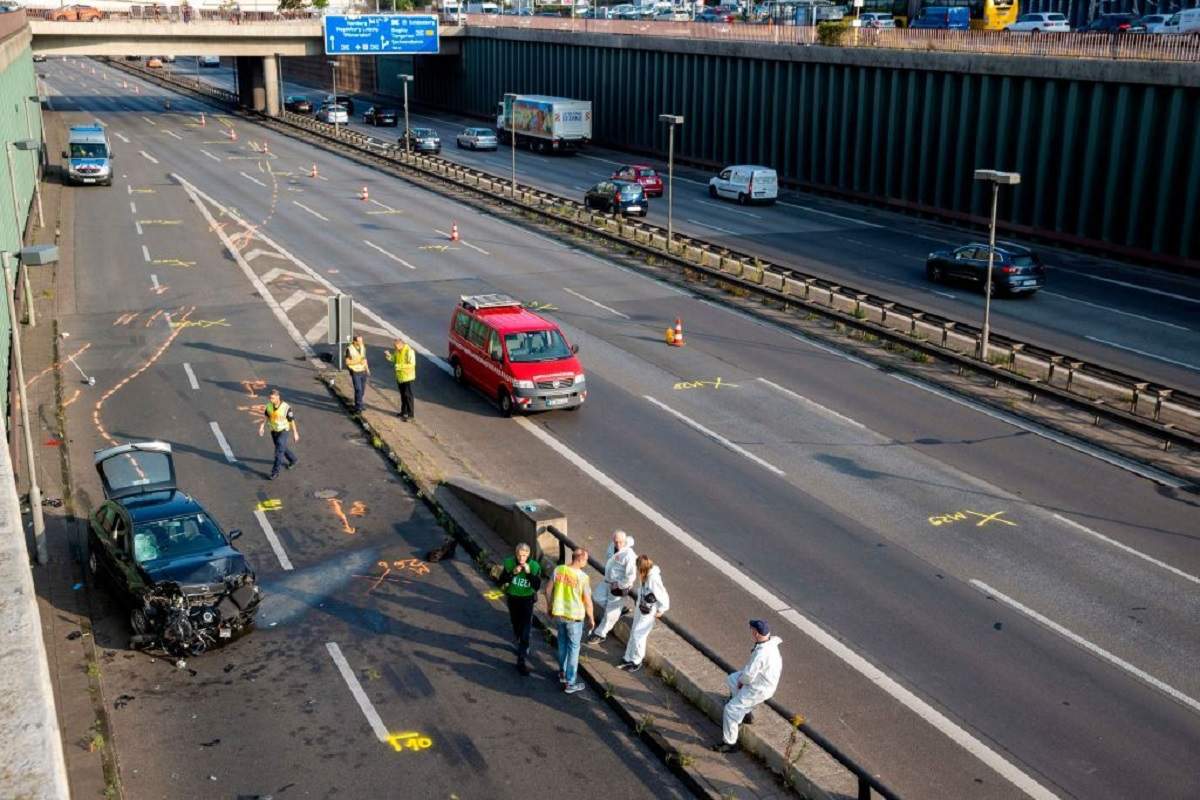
[
  {"left": 907, "top": 232, "right": 960, "bottom": 246},
  {"left": 686, "top": 218, "right": 738, "bottom": 235},
  {"left": 182, "top": 362, "right": 199, "bottom": 390},
  {"left": 433, "top": 229, "right": 490, "bottom": 255},
  {"left": 368, "top": 198, "right": 394, "bottom": 211},
  {"left": 1051, "top": 513, "right": 1200, "bottom": 586},
  {"left": 516, "top": 413, "right": 1057, "bottom": 799},
  {"left": 1084, "top": 336, "right": 1200, "bottom": 373},
  {"left": 970, "top": 579, "right": 1200, "bottom": 717},
  {"left": 696, "top": 198, "right": 761, "bottom": 219},
  {"left": 200, "top": 149, "right": 221, "bottom": 162},
  {"left": 141, "top": 245, "right": 150, "bottom": 262},
  {"left": 932, "top": 290, "right": 958, "bottom": 299},
  {"left": 280, "top": 290, "right": 325, "bottom": 312},
  {"left": 325, "top": 642, "right": 390, "bottom": 742},
  {"left": 135, "top": 221, "right": 143, "bottom": 236},
  {"left": 150, "top": 274, "right": 160, "bottom": 291},
  {"left": 130, "top": 201, "right": 137, "bottom": 215},
  {"left": 696, "top": 298, "right": 879, "bottom": 370},
  {"left": 643, "top": 395, "right": 785, "bottom": 476},
  {"left": 888, "top": 373, "right": 1189, "bottom": 489},
  {"left": 576, "top": 152, "right": 623, "bottom": 168},
  {"left": 113, "top": 131, "right": 130, "bottom": 144},
  {"left": 304, "top": 317, "right": 329, "bottom": 344},
  {"left": 164, "top": 130, "right": 183, "bottom": 140},
  {"left": 126, "top": 185, "right": 132, "bottom": 195},
  {"left": 240, "top": 171, "right": 267, "bottom": 188},
  {"left": 776, "top": 201, "right": 885, "bottom": 228},
  {"left": 1041, "top": 291, "right": 1188, "bottom": 331},
  {"left": 140, "top": 116, "right": 157, "bottom": 126},
  {"left": 1052, "top": 269, "right": 1200, "bottom": 305},
  {"left": 363, "top": 240, "right": 416, "bottom": 269},
  {"left": 562, "top": 287, "right": 630, "bottom": 319},
  {"left": 209, "top": 421, "right": 236, "bottom": 462},
  {"left": 293, "top": 201, "right": 330, "bottom": 222},
  {"left": 139, "top": 150, "right": 159, "bottom": 164},
  {"left": 756, "top": 377, "right": 867, "bottom": 429},
  {"left": 254, "top": 509, "right": 294, "bottom": 571}
]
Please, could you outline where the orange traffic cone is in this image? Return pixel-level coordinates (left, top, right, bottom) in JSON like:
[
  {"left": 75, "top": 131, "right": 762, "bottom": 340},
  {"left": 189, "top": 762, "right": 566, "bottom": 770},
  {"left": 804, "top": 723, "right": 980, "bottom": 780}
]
[
  {"left": 669, "top": 318, "right": 684, "bottom": 347},
  {"left": 449, "top": 222, "right": 459, "bottom": 242},
  {"left": 310, "top": 163, "right": 318, "bottom": 178},
  {"left": 229, "top": 127, "right": 238, "bottom": 142},
  {"left": 199, "top": 112, "right": 206, "bottom": 127},
  {"left": 262, "top": 141, "right": 270, "bottom": 156},
  {"left": 360, "top": 186, "right": 369, "bottom": 201}
]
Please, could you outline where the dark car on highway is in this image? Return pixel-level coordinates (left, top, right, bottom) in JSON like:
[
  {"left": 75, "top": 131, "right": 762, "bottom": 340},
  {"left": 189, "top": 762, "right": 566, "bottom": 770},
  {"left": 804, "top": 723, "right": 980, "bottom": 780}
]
[
  {"left": 87, "top": 442, "right": 261, "bottom": 656},
  {"left": 400, "top": 127, "right": 441, "bottom": 154},
  {"left": 283, "top": 95, "right": 313, "bottom": 113},
  {"left": 583, "top": 179, "right": 648, "bottom": 217},
  {"left": 925, "top": 242, "right": 1046, "bottom": 296},
  {"left": 1081, "top": 13, "right": 1140, "bottom": 31},
  {"left": 363, "top": 106, "right": 399, "bottom": 126}
]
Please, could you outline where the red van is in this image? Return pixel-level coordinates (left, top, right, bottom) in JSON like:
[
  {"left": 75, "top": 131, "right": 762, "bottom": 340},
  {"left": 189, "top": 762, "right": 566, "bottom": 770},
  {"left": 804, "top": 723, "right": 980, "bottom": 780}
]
[{"left": 448, "top": 294, "right": 587, "bottom": 416}]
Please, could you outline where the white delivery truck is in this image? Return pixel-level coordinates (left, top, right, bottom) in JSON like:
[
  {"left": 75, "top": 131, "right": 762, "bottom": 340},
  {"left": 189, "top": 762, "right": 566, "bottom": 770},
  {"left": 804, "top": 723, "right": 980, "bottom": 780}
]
[{"left": 496, "top": 94, "right": 593, "bottom": 154}]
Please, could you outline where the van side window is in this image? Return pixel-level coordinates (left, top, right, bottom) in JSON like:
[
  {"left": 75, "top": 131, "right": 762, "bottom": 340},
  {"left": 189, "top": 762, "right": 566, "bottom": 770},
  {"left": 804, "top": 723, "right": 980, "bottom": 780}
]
[
  {"left": 453, "top": 311, "right": 471, "bottom": 338},
  {"left": 467, "top": 319, "right": 490, "bottom": 348},
  {"left": 488, "top": 330, "right": 503, "bottom": 361},
  {"left": 719, "top": 170, "right": 731, "bottom": 180}
]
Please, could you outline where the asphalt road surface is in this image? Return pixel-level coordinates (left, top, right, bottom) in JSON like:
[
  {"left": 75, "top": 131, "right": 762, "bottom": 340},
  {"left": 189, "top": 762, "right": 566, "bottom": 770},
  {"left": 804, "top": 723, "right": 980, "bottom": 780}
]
[
  {"left": 45, "top": 61, "right": 691, "bottom": 800},
  {"left": 184, "top": 58, "right": 1200, "bottom": 394},
  {"left": 42, "top": 57, "right": 1200, "bottom": 800}
]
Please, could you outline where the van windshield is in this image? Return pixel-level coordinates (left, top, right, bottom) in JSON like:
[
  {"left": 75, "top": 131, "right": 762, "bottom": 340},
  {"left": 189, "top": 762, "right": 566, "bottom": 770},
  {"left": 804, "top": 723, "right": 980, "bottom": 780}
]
[
  {"left": 505, "top": 329, "right": 572, "bottom": 363},
  {"left": 70, "top": 143, "right": 107, "bottom": 159}
]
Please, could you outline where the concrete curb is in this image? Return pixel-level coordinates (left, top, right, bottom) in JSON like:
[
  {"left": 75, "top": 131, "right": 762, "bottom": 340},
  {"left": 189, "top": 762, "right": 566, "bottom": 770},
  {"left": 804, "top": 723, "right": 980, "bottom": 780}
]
[{"left": 316, "top": 370, "right": 850, "bottom": 799}]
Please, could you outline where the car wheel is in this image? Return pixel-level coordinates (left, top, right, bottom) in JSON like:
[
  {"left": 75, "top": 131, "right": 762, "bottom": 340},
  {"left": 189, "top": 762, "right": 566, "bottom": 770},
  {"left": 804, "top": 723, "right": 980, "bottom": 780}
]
[
  {"left": 498, "top": 390, "right": 515, "bottom": 417},
  {"left": 1032, "top": 28, "right": 1041, "bottom": 34},
  {"left": 708, "top": 185, "right": 718, "bottom": 199},
  {"left": 737, "top": 192, "right": 748, "bottom": 205},
  {"left": 451, "top": 359, "right": 465, "bottom": 385},
  {"left": 130, "top": 606, "right": 151, "bottom": 638},
  {"left": 926, "top": 263, "right": 943, "bottom": 283},
  {"left": 87, "top": 549, "right": 100, "bottom": 582}
]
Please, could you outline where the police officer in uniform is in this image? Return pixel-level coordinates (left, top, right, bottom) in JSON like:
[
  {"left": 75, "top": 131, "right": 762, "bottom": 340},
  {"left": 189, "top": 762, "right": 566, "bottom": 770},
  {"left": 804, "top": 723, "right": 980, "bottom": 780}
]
[
  {"left": 346, "top": 334, "right": 370, "bottom": 413},
  {"left": 261, "top": 388, "right": 299, "bottom": 480},
  {"left": 384, "top": 338, "right": 416, "bottom": 420}
]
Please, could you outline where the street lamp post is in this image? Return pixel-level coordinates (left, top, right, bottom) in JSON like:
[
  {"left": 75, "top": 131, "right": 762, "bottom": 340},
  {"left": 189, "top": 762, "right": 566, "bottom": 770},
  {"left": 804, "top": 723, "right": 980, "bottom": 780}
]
[
  {"left": 5, "top": 139, "right": 41, "bottom": 327},
  {"left": 399, "top": 74, "right": 413, "bottom": 155},
  {"left": 658, "top": 114, "right": 684, "bottom": 250},
  {"left": 507, "top": 98, "right": 516, "bottom": 199},
  {"left": 328, "top": 60, "right": 340, "bottom": 135},
  {"left": 23, "top": 96, "right": 45, "bottom": 231},
  {"left": 972, "top": 169, "right": 1020, "bottom": 362}
]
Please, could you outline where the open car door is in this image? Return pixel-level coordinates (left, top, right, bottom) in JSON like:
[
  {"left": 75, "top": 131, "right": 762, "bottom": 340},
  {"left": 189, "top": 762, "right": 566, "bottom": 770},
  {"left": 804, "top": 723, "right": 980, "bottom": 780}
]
[{"left": 93, "top": 441, "right": 176, "bottom": 500}]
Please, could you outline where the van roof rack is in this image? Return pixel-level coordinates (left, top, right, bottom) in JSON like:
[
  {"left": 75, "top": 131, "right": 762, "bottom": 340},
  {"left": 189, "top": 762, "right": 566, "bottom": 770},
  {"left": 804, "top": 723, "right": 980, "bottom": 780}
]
[{"left": 460, "top": 293, "right": 522, "bottom": 311}]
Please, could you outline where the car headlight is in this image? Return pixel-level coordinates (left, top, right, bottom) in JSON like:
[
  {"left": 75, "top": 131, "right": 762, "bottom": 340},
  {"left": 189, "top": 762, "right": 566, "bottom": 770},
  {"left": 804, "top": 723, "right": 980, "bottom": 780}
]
[
  {"left": 572, "top": 374, "right": 586, "bottom": 385},
  {"left": 513, "top": 379, "right": 534, "bottom": 389}
]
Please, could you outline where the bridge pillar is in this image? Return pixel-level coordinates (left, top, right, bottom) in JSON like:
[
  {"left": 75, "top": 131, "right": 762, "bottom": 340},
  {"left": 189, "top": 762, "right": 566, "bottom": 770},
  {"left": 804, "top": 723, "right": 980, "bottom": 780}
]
[
  {"left": 234, "top": 55, "right": 268, "bottom": 112},
  {"left": 262, "top": 55, "right": 280, "bottom": 117}
]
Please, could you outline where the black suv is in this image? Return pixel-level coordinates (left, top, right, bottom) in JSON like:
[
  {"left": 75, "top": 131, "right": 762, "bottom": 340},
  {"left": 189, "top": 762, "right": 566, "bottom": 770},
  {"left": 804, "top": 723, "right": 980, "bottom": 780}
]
[
  {"left": 925, "top": 242, "right": 1046, "bottom": 296},
  {"left": 584, "top": 180, "right": 648, "bottom": 217},
  {"left": 87, "top": 442, "right": 261, "bottom": 655},
  {"left": 363, "top": 106, "right": 399, "bottom": 126}
]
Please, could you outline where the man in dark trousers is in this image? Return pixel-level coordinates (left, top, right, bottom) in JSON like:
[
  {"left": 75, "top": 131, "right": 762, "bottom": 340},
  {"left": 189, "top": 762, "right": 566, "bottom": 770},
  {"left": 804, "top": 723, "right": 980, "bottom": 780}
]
[
  {"left": 346, "top": 334, "right": 370, "bottom": 413},
  {"left": 260, "top": 388, "right": 299, "bottom": 479},
  {"left": 499, "top": 542, "right": 543, "bottom": 675},
  {"left": 384, "top": 337, "right": 416, "bottom": 420}
]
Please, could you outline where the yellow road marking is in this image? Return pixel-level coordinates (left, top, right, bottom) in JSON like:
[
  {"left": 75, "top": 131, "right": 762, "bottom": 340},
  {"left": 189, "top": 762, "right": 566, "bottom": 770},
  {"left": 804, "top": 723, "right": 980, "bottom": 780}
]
[
  {"left": 169, "top": 318, "right": 230, "bottom": 329},
  {"left": 673, "top": 377, "right": 738, "bottom": 390},
  {"left": 387, "top": 732, "right": 433, "bottom": 753},
  {"left": 255, "top": 499, "right": 283, "bottom": 512},
  {"left": 152, "top": 258, "right": 195, "bottom": 268}
]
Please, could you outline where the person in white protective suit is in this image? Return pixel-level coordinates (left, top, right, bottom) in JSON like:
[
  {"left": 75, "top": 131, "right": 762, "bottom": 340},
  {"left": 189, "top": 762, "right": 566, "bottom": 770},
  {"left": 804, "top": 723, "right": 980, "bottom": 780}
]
[
  {"left": 618, "top": 555, "right": 669, "bottom": 672},
  {"left": 585, "top": 530, "right": 637, "bottom": 644},
  {"left": 712, "top": 619, "right": 783, "bottom": 752}
]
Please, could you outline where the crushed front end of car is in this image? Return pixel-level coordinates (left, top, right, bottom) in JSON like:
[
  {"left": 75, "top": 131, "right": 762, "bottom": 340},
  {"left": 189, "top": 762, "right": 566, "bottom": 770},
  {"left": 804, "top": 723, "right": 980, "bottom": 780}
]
[{"left": 130, "top": 574, "right": 262, "bottom": 656}]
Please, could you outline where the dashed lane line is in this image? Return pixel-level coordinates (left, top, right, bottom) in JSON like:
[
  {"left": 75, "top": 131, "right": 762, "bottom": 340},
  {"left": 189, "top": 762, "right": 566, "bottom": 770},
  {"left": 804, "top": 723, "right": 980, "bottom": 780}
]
[
  {"left": 139, "top": 150, "right": 159, "bottom": 164},
  {"left": 363, "top": 240, "right": 416, "bottom": 270},
  {"left": 696, "top": 198, "right": 761, "bottom": 219},
  {"left": 643, "top": 395, "right": 786, "bottom": 477},
  {"left": 1041, "top": 291, "right": 1188, "bottom": 331},
  {"left": 1052, "top": 269, "right": 1200, "bottom": 305},
  {"left": 756, "top": 377, "right": 867, "bottom": 430},
  {"left": 325, "top": 642, "right": 390, "bottom": 742},
  {"left": 209, "top": 421, "right": 236, "bottom": 462},
  {"left": 970, "top": 579, "right": 1200, "bottom": 717},
  {"left": 776, "top": 201, "right": 885, "bottom": 229},
  {"left": 141, "top": 245, "right": 150, "bottom": 262},
  {"left": 293, "top": 201, "right": 330, "bottom": 222},
  {"left": 686, "top": 219, "right": 738, "bottom": 235},
  {"left": 140, "top": 115, "right": 157, "bottom": 126},
  {"left": 113, "top": 132, "right": 130, "bottom": 144},
  {"left": 240, "top": 171, "right": 267, "bottom": 188},
  {"left": 183, "top": 362, "right": 199, "bottom": 390},
  {"left": 254, "top": 509, "right": 294, "bottom": 571},
  {"left": 200, "top": 149, "right": 221, "bottom": 162},
  {"left": 434, "top": 229, "right": 490, "bottom": 255},
  {"left": 562, "top": 287, "right": 630, "bottom": 319},
  {"left": 164, "top": 130, "right": 183, "bottom": 140},
  {"left": 1051, "top": 513, "right": 1200, "bottom": 586},
  {"left": 1084, "top": 336, "right": 1200, "bottom": 373}
]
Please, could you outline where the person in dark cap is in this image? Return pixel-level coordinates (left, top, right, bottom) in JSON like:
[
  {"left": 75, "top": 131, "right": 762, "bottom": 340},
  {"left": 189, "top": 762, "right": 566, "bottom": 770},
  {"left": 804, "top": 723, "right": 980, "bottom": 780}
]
[{"left": 712, "top": 619, "right": 783, "bottom": 753}]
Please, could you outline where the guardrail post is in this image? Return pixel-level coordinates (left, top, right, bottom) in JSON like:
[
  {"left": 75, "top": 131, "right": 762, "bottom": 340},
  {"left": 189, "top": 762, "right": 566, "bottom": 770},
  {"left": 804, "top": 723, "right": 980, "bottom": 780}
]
[
  {"left": 1066, "top": 361, "right": 1083, "bottom": 393},
  {"left": 1130, "top": 382, "right": 1148, "bottom": 415},
  {"left": 1153, "top": 389, "right": 1172, "bottom": 423},
  {"left": 941, "top": 321, "right": 955, "bottom": 349},
  {"left": 880, "top": 302, "right": 894, "bottom": 327},
  {"left": 1046, "top": 354, "right": 1063, "bottom": 386},
  {"left": 910, "top": 311, "right": 924, "bottom": 337}
]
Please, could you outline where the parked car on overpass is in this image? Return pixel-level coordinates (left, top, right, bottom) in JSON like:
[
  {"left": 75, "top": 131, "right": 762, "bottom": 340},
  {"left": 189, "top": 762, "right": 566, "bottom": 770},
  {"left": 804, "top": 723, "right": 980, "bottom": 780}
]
[
  {"left": 45, "top": 4, "right": 104, "bottom": 21},
  {"left": 1004, "top": 12, "right": 1069, "bottom": 33},
  {"left": 925, "top": 242, "right": 1046, "bottom": 296}
]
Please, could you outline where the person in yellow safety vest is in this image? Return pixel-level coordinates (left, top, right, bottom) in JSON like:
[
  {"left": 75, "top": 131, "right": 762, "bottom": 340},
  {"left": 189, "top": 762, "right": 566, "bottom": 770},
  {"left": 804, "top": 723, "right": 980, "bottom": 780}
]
[
  {"left": 544, "top": 547, "right": 594, "bottom": 695},
  {"left": 346, "top": 334, "right": 370, "bottom": 413},
  {"left": 384, "top": 338, "right": 417, "bottom": 421},
  {"left": 260, "top": 388, "right": 299, "bottom": 480}
]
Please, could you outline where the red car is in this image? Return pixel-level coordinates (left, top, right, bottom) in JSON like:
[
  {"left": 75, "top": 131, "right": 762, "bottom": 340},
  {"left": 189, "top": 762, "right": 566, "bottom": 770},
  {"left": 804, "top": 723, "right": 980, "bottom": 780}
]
[
  {"left": 448, "top": 294, "right": 586, "bottom": 416},
  {"left": 611, "top": 164, "right": 663, "bottom": 198}
]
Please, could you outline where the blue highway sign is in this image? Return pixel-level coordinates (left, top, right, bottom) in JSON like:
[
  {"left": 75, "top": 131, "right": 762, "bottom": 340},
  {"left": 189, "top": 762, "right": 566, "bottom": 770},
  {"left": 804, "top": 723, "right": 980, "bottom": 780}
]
[{"left": 323, "top": 14, "right": 440, "bottom": 55}]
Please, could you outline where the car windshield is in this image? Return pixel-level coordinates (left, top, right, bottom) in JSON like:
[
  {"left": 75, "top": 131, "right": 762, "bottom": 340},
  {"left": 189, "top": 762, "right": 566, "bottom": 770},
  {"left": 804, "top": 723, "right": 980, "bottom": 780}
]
[
  {"left": 638, "top": 169, "right": 657, "bottom": 178},
  {"left": 619, "top": 184, "right": 643, "bottom": 198},
  {"left": 1009, "top": 255, "right": 1038, "bottom": 267},
  {"left": 132, "top": 513, "right": 226, "bottom": 565},
  {"left": 70, "top": 143, "right": 107, "bottom": 159},
  {"left": 505, "top": 329, "right": 572, "bottom": 362},
  {"left": 413, "top": 128, "right": 436, "bottom": 137}
]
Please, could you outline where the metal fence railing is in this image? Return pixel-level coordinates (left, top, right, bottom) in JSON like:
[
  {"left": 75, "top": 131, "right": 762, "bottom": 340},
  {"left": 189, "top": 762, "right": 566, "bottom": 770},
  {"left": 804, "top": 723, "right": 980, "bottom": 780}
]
[
  {"left": 471, "top": 16, "right": 1200, "bottom": 63},
  {"left": 542, "top": 524, "right": 901, "bottom": 800}
]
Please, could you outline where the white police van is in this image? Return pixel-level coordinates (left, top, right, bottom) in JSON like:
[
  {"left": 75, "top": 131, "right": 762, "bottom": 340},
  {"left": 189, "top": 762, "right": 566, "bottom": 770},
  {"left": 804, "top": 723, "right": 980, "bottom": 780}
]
[{"left": 63, "top": 123, "right": 113, "bottom": 187}]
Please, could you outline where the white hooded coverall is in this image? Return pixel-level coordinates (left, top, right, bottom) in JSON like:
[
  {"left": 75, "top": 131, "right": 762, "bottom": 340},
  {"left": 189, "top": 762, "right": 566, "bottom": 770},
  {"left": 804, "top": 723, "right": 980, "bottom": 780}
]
[
  {"left": 623, "top": 565, "right": 670, "bottom": 666},
  {"left": 722, "top": 635, "right": 783, "bottom": 745},
  {"left": 591, "top": 536, "right": 637, "bottom": 639}
]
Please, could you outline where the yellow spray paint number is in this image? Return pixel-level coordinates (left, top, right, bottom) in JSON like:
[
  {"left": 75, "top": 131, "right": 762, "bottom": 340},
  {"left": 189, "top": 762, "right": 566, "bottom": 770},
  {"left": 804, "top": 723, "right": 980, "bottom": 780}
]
[
  {"left": 673, "top": 377, "right": 738, "bottom": 391},
  {"left": 169, "top": 318, "right": 230, "bottom": 329},
  {"left": 256, "top": 499, "right": 283, "bottom": 512},
  {"left": 928, "top": 509, "right": 1016, "bottom": 528},
  {"left": 387, "top": 732, "right": 433, "bottom": 753}
]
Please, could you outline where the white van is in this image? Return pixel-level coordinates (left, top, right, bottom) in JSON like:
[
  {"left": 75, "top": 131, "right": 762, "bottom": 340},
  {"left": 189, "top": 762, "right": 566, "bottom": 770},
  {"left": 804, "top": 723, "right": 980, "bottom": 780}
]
[
  {"left": 1160, "top": 8, "right": 1200, "bottom": 35},
  {"left": 465, "top": 2, "right": 499, "bottom": 13},
  {"left": 708, "top": 165, "right": 778, "bottom": 205}
]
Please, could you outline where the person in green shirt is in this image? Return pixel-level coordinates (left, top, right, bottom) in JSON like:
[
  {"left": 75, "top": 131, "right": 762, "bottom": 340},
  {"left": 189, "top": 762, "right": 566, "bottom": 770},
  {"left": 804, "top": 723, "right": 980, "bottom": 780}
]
[{"left": 499, "top": 542, "right": 543, "bottom": 676}]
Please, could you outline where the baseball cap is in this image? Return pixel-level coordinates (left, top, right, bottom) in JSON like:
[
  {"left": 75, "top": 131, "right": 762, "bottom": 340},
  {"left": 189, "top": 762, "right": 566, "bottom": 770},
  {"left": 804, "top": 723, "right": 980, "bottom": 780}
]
[{"left": 749, "top": 619, "right": 770, "bottom": 636}]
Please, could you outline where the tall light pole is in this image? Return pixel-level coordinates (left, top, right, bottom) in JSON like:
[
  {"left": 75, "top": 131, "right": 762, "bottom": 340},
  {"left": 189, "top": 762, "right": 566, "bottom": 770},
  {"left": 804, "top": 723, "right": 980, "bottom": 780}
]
[
  {"left": 507, "top": 96, "right": 516, "bottom": 198},
  {"left": 23, "top": 95, "right": 45, "bottom": 231},
  {"left": 328, "top": 59, "right": 340, "bottom": 135},
  {"left": 658, "top": 114, "right": 684, "bottom": 250},
  {"left": 5, "top": 139, "right": 40, "bottom": 327},
  {"left": 399, "top": 73, "right": 413, "bottom": 155},
  {"left": 972, "top": 169, "right": 1020, "bottom": 362}
]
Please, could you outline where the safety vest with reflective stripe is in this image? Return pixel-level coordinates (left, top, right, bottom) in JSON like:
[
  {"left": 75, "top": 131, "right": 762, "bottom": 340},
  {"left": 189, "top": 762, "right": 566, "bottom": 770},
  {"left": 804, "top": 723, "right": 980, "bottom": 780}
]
[
  {"left": 265, "top": 401, "right": 291, "bottom": 433},
  {"left": 549, "top": 565, "right": 589, "bottom": 621},
  {"left": 346, "top": 342, "right": 368, "bottom": 373},
  {"left": 387, "top": 343, "right": 416, "bottom": 383}
]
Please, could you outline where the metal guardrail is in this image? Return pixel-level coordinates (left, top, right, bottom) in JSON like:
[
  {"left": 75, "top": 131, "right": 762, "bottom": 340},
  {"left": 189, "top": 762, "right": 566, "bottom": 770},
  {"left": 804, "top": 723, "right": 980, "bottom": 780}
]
[
  {"left": 116, "top": 60, "right": 1200, "bottom": 464},
  {"left": 543, "top": 524, "right": 900, "bottom": 800},
  {"left": 471, "top": 16, "right": 1200, "bottom": 63}
]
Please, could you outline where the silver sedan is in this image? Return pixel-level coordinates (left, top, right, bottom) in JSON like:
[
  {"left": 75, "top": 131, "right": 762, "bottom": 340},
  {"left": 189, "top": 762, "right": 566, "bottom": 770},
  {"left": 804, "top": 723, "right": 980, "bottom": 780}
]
[{"left": 455, "top": 127, "right": 499, "bottom": 151}]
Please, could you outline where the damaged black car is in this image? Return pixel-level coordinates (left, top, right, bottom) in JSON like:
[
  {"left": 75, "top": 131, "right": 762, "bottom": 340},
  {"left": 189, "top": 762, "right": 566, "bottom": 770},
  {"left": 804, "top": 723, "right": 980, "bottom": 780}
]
[{"left": 87, "top": 441, "right": 262, "bottom": 656}]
